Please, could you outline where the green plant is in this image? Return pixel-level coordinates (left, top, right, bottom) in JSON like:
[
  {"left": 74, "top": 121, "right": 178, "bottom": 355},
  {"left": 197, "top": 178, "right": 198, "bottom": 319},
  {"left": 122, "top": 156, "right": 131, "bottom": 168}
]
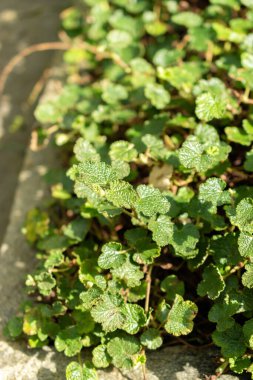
[{"left": 5, "top": 0, "right": 253, "bottom": 378}]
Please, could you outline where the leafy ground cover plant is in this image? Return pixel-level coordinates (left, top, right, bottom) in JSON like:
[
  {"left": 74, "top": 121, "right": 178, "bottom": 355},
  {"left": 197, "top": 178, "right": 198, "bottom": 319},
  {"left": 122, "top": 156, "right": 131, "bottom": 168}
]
[{"left": 5, "top": 0, "right": 253, "bottom": 378}]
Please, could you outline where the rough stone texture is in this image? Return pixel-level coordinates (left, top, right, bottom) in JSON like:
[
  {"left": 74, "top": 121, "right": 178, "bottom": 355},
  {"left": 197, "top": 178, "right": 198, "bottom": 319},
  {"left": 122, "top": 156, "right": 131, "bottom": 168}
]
[
  {"left": 0, "top": 0, "right": 69, "bottom": 245},
  {"left": 0, "top": 80, "right": 245, "bottom": 379}
]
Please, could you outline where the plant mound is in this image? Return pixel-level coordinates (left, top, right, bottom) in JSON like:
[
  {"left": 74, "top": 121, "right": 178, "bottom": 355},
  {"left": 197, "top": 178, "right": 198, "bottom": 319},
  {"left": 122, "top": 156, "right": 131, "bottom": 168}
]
[{"left": 5, "top": 0, "right": 253, "bottom": 378}]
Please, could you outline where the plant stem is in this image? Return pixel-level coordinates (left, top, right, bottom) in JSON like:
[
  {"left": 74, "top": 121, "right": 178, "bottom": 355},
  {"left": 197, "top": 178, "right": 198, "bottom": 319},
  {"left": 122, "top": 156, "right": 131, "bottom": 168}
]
[
  {"left": 223, "top": 261, "right": 247, "bottom": 280},
  {"left": 142, "top": 362, "right": 147, "bottom": 380},
  {"left": 50, "top": 267, "right": 71, "bottom": 273},
  {"left": 140, "top": 348, "right": 147, "bottom": 380},
  {"left": 216, "top": 359, "right": 229, "bottom": 376},
  {"left": 244, "top": 86, "right": 251, "bottom": 101},
  {"left": 78, "top": 352, "right": 82, "bottom": 366},
  {"left": 145, "top": 265, "right": 153, "bottom": 313},
  {"left": 122, "top": 209, "right": 135, "bottom": 218}
]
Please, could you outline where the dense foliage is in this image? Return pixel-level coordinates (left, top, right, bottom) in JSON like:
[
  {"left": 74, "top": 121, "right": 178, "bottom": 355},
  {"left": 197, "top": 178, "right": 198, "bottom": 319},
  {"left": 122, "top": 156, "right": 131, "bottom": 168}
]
[{"left": 6, "top": 0, "right": 253, "bottom": 378}]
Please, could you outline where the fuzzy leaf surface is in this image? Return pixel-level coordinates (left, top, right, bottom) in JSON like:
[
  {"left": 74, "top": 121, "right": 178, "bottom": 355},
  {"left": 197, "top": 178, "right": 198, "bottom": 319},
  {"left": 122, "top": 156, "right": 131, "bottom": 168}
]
[
  {"left": 140, "top": 328, "right": 163, "bottom": 350},
  {"left": 98, "top": 242, "right": 126, "bottom": 269},
  {"left": 91, "top": 293, "right": 125, "bottom": 332},
  {"left": 165, "top": 295, "right": 198, "bottom": 336},
  {"left": 197, "top": 264, "right": 225, "bottom": 300},
  {"left": 107, "top": 335, "right": 141, "bottom": 369}
]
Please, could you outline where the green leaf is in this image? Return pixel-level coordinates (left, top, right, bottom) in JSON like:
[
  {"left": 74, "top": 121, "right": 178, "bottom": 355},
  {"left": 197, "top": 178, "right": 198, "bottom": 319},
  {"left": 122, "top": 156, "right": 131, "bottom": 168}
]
[
  {"left": 72, "top": 310, "right": 95, "bottom": 334},
  {"left": 238, "top": 232, "right": 253, "bottom": 258},
  {"left": 107, "top": 29, "right": 133, "bottom": 49},
  {"left": 130, "top": 57, "right": 156, "bottom": 87},
  {"left": 98, "top": 242, "right": 126, "bottom": 269},
  {"left": 170, "top": 224, "right": 199, "bottom": 259},
  {"left": 35, "top": 272, "right": 56, "bottom": 296},
  {"left": 153, "top": 48, "right": 184, "bottom": 67},
  {"left": 125, "top": 228, "right": 160, "bottom": 264},
  {"left": 198, "top": 178, "right": 231, "bottom": 213},
  {"left": 106, "top": 180, "right": 137, "bottom": 209},
  {"left": 144, "top": 83, "right": 171, "bottom": 109},
  {"left": 111, "top": 256, "right": 144, "bottom": 287},
  {"left": 208, "top": 294, "right": 240, "bottom": 332},
  {"left": 210, "top": 0, "right": 240, "bottom": 9},
  {"left": 209, "top": 233, "right": 241, "bottom": 267},
  {"left": 179, "top": 136, "right": 204, "bottom": 169},
  {"left": 141, "top": 134, "right": 169, "bottom": 160},
  {"left": 66, "top": 362, "right": 98, "bottom": 380},
  {"left": 165, "top": 295, "right": 198, "bottom": 336},
  {"left": 76, "top": 161, "right": 120, "bottom": 186},
  {"left": 92, "top": 345, "right": 111, "bottom": 368},
  {"left": 160, "top": 275, "right": 185, "bottom": 301},
  {"left": 44, "top": 251, "right": 64, "bottom": 269},
  {"left": 172, "top": 11, "right": 203, "bottom": 28},
  {"left": 189, "top": 26, "right": 213, "bottom": 52},
  {"left": 243, "top": 319, "right": 253, "bottom": 350},
  {"left": 23, "top": 309, "right": 39, "bottom": 336},
  {"left": 195, "top": 93, "right": 226, "bottom": 122},
  {"left": 148, "top": 215, "right": 174, "bottom": 247},
  {"left": 107, "top": 335, "right": 141, "bottom": 369},
  {"left": 128, "top": 282, "right": 147, "bottom": 302},
  {"left": 158, "top": 62, "right": 205, "bottom": 93},
  {"left": 55, "top": 326, "right": 83, "bottom": 357},
  {"left": 132, "top": 240, "right": 160, "bottom": 264},
  {"left": 156, "top": 300, "right": 170, "bottom": 323},
  {"left": 6, "top": 316, "right": 23, "bottom": 338},
  {"left": 79, "top": 258, "right": 100, "bottom": 284},
  {"left": 23, "top": 208, "right": 49, "bottom": 244},
  {"left": 102, "top": 83, "right": 128, "bottom": 105},
  {"left": 145, "top": 20, "right": 167, "bottom": 36},
  {"left": 225, "top": 126, "right": 252, "bottom": 146},
  {"left": 80, "top": 286, "right": 103, "bottom": 310},
  {"left": 66, "top": 362, "right": 83, "bottom": 380},
  {"left": 122, "top": 303, "right": 146, "bottom": 334},
  {"left": 212, "top": 324, "right": 246, "bottom": 358},
  {"left": 37, "top": 235, "right": 70, "bottom": 253},
  {"left": 74, "top": 138, "right": 100, "bottom": 162},
  {"left": 109, "top": 140, "right": 138, "bottom": 162},
  {"left": 241, "top": 0, "right": 253, "bottom": 8},
  {"left": 91, "top": 293, "right": 125, "bottom": 332},
  {"left": 229, "top": 357, "right": 252, "bottom": 375},
  {"left": 243, "top": 119, "right": 253, "bottom": 136},
  {"left": 242, "top": 263, "right": 253, "bottom": 288},
  {"left": 111, "top": 160, "right": 130, "bottom": 179},
  {"left": 179, "top": 134, "right": 231, "bottom": 173},
  {"left": 34, "top": 102, "right": 62, "bottom": 124},
  {"left": 136, "top": 185, "right": 170, "bottom": 217},
  {"left": 140, "top": 328, "right": 163, "bottom": 350},
  {"left": 229, "top": 198, "right": 253, "bottom": 233},
  {"left": 212, "top": 22, "right": 245, "bottom": 43},
  {"left": 197, "top": 264, "right": 225, "bottom": 300},
  {"left": 241, "top": 52, "right": 253, "bottom": 69},
  {"left": 244, "top": 148, "right": 253, "bottom": 171},
  {"left": 63, "top": 218, "right": 91, "bottom": 242},
  {"left": 109, "top": 9, "right": 144, "bottom": 38},
  {"left": 193, "top": 77, "right": 227, "bottom": 98}
]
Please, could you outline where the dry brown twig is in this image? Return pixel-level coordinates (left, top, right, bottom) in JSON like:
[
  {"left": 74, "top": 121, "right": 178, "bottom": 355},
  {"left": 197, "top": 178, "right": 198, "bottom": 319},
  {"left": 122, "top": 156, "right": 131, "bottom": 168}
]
[
  {"left": 144, "top": 265, "right": 153, "bottom": 313},
  {"left": 0, "top": 40, "right": 131, "bottom": 98},
  {"left": 0, "top": 42, "right": 70, "bottom": 97}
]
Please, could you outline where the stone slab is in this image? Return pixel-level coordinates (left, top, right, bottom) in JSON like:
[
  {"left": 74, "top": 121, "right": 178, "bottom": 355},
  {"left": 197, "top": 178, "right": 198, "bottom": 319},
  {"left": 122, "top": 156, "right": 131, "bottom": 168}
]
[{"left": 0, "top": 0, "right": 69, "bottom": 245}]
